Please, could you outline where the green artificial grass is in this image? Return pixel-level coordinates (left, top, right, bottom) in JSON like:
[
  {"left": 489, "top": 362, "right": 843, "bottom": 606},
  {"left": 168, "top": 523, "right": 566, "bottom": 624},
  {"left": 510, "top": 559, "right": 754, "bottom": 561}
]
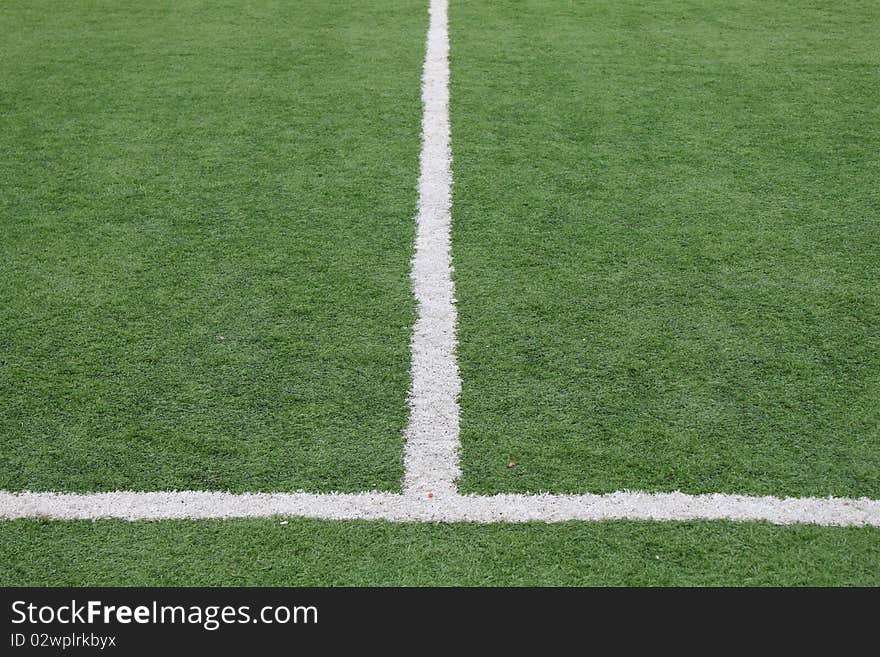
[
  {"left": 1, "top": 519, "right": 877, "bottom": 586},
  {"left": 451, "top": 0, "right": 880, "bottom": 497},
  {"left": 0, "top": 0, "right": 425, "bottom": 492}
]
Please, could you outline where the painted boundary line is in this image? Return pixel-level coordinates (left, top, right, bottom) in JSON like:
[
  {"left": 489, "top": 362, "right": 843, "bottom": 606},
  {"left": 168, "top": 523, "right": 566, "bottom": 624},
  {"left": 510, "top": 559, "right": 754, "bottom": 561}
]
[
  {"left": 1, "top": 491, "right": 879, "bottom": 526},
  {"left": 2, "top": 0, "right": 878, "bottom": 528},
  {"left": 403, "top": 0, "right": 460, "bottom": 498}
]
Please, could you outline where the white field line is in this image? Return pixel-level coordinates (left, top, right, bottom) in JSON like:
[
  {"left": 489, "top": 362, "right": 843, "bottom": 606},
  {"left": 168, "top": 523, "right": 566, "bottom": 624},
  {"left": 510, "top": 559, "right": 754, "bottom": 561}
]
[
  {"left": 403, "top": 0, "right": 460, "bottom": 498},
  {"left": 1, "top": 491, "right": 879, "bottom": 527},
  {"left": 2, "top": 0, "right": 878, "bottom": 529}
]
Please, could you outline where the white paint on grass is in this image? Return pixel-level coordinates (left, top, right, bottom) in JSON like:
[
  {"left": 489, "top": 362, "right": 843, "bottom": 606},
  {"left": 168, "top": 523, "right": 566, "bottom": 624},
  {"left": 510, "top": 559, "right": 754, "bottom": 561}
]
[
  {"left": 403, "top": 0, "right": 460, "bottom": 498},
  {"left": 1, "top": 0, "right": 878, "bottom": 530},
  {"left": 2, "top": 490, "right": 879, "bottom": 527}
]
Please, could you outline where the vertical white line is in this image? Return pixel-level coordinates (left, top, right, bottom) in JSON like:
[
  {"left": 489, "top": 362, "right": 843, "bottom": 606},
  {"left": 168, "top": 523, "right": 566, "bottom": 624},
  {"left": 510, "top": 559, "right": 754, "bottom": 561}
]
[{"left": 403, "top": 0, "right": 460, "bottom": 499}]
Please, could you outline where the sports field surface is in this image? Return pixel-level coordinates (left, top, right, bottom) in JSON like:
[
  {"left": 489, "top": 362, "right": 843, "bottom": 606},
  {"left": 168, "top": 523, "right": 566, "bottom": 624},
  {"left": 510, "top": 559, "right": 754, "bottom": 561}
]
[{"left": 1, "top": 0, "right": 878, "bottom": 585}]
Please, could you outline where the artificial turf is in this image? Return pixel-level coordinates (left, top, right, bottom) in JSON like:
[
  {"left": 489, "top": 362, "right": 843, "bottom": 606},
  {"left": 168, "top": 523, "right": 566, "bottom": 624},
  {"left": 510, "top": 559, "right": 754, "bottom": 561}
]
[
  {"left": 451, "top": 0, "right": 880, "bottom": 498},
  {"left": 1, "top": 0, "right": 878, "bottom": 588},
  {"left": 1, "top": 519, "right": 877, "bottom": 586},
  {"left": 0, "top": 0, "right": 424, "bottom": 492}
]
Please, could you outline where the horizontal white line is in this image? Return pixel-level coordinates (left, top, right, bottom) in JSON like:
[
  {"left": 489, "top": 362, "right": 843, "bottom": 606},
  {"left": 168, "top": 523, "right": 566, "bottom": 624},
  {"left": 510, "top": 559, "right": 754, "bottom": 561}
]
[{"left": 1, "top": 490, "right": 878, "bottom": 527}]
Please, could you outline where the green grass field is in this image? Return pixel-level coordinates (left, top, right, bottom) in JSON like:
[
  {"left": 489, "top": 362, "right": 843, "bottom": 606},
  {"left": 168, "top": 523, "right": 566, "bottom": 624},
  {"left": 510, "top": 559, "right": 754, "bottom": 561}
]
[
  {"left": 1, "top": 0, "right": 878, "bottom": 586},
  {"left": 2, "top": 519, "right": 878, "bottom": 586},
  {"left": 0, "top": 0, "right": 423, "bottom": 492},
  {"left": 452, "top": 0, "right": 880, "bottom": 498}
]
